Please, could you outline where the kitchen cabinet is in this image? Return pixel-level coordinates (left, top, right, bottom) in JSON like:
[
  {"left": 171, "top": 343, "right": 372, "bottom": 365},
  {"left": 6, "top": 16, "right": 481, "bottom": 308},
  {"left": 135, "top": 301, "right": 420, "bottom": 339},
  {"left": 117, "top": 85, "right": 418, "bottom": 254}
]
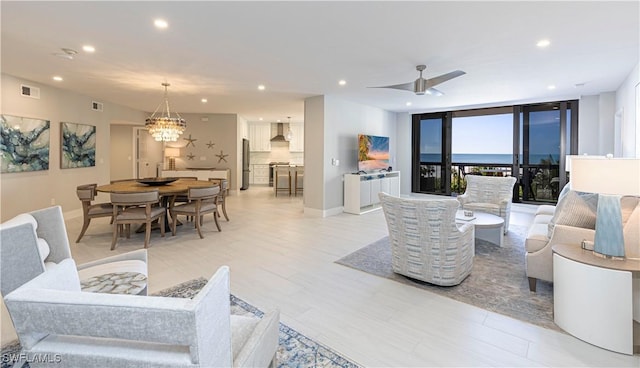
[
  {"left": 251, "top": 164, "right": 269, "bottom": 185},
  {"left": 249, "top": 122, "right": 271, "bottom": 152},
  {"left": 288, "top": 123, "right": 304, "bottom": 152}
]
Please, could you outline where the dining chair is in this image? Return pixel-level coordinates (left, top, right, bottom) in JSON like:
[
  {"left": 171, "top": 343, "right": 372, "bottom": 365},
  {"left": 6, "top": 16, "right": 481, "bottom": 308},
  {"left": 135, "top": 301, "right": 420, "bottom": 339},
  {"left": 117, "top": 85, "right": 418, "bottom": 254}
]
[
  {"left": 110, "top": 190, "right": 165, "bottom": 250},
  {"left": 274, "top": 165, "right": 291, "bottom": 197},
  {"left": 75, "top": 184, "right": 114, "bottom": 243},
  {"left": 294, "top": 166, "right": 304, "bottom": 196},
  {"left": 209, "top": 178, "right": 229, "bottom": 221},
  {"left": 169, "top": 185, "right": 221, "bottom": 238}
]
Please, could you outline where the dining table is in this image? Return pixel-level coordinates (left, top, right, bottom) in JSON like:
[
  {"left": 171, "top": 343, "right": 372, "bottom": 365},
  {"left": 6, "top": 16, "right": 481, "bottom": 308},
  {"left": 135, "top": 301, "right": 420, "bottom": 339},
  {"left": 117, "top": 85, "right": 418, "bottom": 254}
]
[{"left": 96, "top": 178, "right": 218, "bottom": 232}]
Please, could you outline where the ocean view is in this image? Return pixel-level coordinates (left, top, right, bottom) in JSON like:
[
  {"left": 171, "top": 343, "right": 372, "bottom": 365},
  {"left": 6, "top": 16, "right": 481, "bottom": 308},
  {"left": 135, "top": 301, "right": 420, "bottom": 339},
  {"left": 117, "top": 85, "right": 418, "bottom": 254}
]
[{"left": 420, "top": 153, "right": 560, "bottom": 165}]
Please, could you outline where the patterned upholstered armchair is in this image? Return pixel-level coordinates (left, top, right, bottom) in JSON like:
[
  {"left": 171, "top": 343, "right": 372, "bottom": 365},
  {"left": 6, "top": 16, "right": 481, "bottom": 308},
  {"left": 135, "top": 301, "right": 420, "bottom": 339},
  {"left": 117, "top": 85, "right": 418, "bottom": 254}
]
[
  {"left": 379, "top": 192, "right": 475, "bottom": 286},
  {"left": 457, "top": 175, "right": 517, "bottom": 234}
]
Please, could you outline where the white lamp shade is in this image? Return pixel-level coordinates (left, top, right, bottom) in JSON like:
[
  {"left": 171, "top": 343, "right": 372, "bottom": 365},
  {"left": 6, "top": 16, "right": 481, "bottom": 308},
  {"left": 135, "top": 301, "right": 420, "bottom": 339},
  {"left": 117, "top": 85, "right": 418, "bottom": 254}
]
[
  {"left": 164, "top": 147, "right": 180, "bottom": 157},
  {"left": 570, "top": 157, "right": 640, "bottom": 196}
]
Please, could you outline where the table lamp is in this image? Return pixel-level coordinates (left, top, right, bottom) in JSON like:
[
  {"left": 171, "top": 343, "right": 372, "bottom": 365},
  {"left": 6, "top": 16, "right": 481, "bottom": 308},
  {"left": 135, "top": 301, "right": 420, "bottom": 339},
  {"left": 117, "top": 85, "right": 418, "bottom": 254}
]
[
  {"left": 165, "top": 147, "right": 180, "bottom": 170},
  {"left": 569, "top": 156, "right": 640, "bottom": 258}
]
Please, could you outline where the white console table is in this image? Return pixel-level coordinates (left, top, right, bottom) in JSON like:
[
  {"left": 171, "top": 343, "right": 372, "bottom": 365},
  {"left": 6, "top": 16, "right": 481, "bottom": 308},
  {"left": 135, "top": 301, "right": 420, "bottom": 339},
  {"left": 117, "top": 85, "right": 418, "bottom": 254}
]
[
  {"left": 344, "top": 171, "right": 400, "bottom": 214},
  {"left": 553, "top": 243, "right": 640, "bottom": 355},
  {"left": 161, "top": 169, "right": 231, "bottom": 186}
]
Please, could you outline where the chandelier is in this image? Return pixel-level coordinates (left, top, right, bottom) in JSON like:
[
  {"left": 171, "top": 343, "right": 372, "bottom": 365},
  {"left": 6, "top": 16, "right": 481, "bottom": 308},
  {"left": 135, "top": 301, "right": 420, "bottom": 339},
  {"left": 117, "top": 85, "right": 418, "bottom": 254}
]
[{"left": 145, "top": 82, "right": 186, "bottom": 142}]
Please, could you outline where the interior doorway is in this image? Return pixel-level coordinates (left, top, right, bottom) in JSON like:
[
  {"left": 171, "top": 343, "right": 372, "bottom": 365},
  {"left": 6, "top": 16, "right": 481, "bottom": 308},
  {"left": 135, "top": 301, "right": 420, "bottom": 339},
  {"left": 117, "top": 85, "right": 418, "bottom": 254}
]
[{"left": 134, "top": 127, "right": 163, "bottom": 178}]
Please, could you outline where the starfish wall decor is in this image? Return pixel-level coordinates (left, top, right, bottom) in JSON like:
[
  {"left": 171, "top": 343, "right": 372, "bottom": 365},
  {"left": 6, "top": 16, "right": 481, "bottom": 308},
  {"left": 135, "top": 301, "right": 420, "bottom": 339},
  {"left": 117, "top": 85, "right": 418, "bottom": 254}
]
[
  {"left": 186, "top": 153, "right": 195, "bottom": 160},
  {"left": 206, "top": 141, "right": 215, "bottom": 149},
  {"left": 215, "top": 150, "right": 229, "bottom": 163},
  {"left": 184, "top": 134, "right": 197, "bottom": 148}
]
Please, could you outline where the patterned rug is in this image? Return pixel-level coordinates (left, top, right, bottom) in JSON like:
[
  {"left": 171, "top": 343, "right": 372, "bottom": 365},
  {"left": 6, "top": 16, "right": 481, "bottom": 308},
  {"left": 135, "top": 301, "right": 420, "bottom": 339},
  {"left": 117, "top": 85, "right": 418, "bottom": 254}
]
[
  {"left": 336, "top": 225, "right": 559, "bottom": 331},
  {"left": 1, "top": 278, "right": 360, "bottom": 368}
]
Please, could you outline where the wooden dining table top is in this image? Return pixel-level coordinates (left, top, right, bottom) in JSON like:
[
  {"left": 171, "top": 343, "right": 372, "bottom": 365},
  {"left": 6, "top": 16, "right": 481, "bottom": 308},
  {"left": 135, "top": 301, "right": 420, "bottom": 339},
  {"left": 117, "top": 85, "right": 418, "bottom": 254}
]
[{"left": 96, "top": 179, "right": 216, "bottom": 195}]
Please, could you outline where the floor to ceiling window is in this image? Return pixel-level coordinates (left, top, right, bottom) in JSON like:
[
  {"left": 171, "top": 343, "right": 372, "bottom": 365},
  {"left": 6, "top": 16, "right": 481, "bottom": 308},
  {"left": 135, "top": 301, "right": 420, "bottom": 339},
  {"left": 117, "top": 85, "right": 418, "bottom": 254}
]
[{"left": 412, "top": 100, "right": 578, "bottom": 203}]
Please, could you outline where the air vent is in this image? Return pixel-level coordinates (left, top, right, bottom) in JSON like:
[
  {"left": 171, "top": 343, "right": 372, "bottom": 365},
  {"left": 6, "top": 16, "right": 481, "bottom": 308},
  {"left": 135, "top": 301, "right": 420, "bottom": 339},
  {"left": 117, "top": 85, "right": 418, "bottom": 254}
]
[
  {"left": 92, "top": 101, "right": 104, "bottom": 112},
  {"left": 21, "top": 84, "right": 40, "bottom": 99}
]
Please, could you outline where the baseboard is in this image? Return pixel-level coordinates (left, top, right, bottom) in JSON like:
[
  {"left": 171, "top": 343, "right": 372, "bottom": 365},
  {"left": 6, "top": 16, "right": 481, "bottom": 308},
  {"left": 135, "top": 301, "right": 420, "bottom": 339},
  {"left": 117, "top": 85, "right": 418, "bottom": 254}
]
[{"left": 303, "top": 206, "right": 344, "bottom": 218}]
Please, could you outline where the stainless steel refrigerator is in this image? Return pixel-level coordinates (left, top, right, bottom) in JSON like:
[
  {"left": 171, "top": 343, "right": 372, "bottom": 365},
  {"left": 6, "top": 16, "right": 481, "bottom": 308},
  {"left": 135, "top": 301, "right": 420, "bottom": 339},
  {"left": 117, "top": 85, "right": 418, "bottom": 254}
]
[{"left": 241, "top": 138, "right": 250, "bottom": 190}]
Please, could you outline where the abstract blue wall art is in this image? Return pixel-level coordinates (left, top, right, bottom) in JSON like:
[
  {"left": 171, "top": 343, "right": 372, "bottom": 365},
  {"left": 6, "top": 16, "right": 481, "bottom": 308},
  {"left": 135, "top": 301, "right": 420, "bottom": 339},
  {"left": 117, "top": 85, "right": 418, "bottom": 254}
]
[
  {"left": 0, "top": 114, "right": 50, "bottom": 173},
  {"left": 61, "top": 122, "right": 96, "bottom": 169}
]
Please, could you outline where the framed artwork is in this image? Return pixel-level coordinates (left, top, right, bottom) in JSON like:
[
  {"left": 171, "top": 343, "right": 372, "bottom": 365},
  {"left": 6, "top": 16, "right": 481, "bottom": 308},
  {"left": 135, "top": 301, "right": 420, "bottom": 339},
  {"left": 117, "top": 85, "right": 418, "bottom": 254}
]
[
  {"left": 61, "top": 122, "right": 96, "bottom": 169},
  {"left": 0, "top": 114, "right": 50, "bottom": 173}
]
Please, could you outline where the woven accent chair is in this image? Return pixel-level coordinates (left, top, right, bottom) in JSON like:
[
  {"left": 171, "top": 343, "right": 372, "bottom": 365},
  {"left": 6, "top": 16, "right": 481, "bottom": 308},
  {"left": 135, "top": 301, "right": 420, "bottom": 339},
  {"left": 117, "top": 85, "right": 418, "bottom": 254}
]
[
  {"left": 379, "top": 192, "right": 475, "bottom": 286},
  {"left": 110, "top": 190, "right": 165, "bottom": 250},
  {"left": 457, "top": 175, "right": 517, "bottom": 234},
  {"left": 209, "top": 178, "right": 230, "bottom": 221},
  {"left": 75, "top": 183, "right": 114, "bottom": 243},
  {"left": 169, "top": 185, "right": 221, "bottom": 238},
  {"left": 4, "top": 265, "right": 280, "bottom": 368},
  {"left": 274, "top": 166, "right": 291, "bottom": 197}
]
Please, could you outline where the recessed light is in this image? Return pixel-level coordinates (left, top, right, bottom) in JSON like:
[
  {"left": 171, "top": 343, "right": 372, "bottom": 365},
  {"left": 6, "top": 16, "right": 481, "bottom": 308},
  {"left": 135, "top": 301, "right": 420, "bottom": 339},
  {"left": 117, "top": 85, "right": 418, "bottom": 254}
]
[
  {"left": 154, "top": 19, "right": 168, "bottom": 29},
  {"left": 537, "top": 39, "right": 550, "bottom": 48},
  {"left": 259, "top": 117, "right": 263, "bottom": 121},
  {"left": 277, "top": 119, "right": 281, "bottom": 122},
  {"left": 338, "top": 80, "right": 347, "bottom": 86},
  {"left": 53, "top": 76, "right": 63, "bottom": 82},
  {"left": 547, "top": 85, "right": 556, "bottom": 90},
  {"left": 82, "top": 45, "right": 95, "bottom": 53},
  {"left": 406, "top": 102, "right": 412, "bottom": 106},
  {"left": 258, "top": 85, "right": 266, "bottom": 91},
  {"left": 201, "top": 98, "right": 208, "bottom": 103}
]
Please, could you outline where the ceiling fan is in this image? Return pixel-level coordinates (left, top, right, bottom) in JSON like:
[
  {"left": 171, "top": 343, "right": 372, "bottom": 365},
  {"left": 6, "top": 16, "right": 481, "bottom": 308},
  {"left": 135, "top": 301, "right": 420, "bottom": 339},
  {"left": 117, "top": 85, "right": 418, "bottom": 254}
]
[{"left": 371, "top": 65, "right": 466, "bottom": 96}]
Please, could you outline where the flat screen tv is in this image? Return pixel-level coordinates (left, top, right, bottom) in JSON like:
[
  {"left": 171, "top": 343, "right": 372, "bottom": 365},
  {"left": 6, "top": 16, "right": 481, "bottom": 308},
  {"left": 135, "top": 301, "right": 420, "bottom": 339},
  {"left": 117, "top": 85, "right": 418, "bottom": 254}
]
[{"left": 358, "top": 134, "right": 390, "bottom": 172}]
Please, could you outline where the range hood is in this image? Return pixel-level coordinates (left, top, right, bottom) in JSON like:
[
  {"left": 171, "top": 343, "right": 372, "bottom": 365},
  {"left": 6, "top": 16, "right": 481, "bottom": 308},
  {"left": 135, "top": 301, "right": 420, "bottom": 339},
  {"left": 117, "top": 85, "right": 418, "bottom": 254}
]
[{"left": 270, "top": 123, "right": 288, "bottom": 142}]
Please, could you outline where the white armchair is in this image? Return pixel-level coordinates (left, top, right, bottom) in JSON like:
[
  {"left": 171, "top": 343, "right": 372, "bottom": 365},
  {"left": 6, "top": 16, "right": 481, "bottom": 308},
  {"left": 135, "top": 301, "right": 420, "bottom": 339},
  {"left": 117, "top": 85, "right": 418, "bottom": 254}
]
[
  {"left": 4, "top": 263, "right": 280, "bottom": 367},
  {"left": 0, "top": 206, "right": 148, "bottom": 297},
  {"left": 457, "top": 175, "right": 517, "bottom": 234},
  {"left": 379, "top": 192, "right": 475, "bottom": 286}
]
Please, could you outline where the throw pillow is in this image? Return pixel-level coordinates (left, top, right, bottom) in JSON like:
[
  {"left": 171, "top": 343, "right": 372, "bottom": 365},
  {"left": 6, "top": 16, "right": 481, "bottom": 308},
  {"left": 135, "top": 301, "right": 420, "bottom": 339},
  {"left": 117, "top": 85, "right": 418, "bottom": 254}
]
[{"left": 548, "top": 190, "right": 598, "bottom": 238}]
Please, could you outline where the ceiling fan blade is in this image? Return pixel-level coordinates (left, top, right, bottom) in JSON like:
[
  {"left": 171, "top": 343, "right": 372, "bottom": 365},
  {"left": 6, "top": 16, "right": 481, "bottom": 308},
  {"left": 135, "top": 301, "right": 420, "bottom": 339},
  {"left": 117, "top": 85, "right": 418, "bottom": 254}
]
[
  {"left": 369, "top": 81, "right": 414, "bottom": 92},
  {"left": 425, "top": 70, "right": 466, "bottom": 88},
  {"left": 425, "top": 88, "right": 444, "bottom": 97}
]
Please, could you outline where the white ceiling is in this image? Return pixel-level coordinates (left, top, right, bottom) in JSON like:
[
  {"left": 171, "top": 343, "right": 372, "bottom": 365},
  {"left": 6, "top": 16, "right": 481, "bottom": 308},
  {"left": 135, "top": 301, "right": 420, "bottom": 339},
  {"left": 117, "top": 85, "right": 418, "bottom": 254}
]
[{"left": 1, "top": 1, "right": 638, "bottom": 124}]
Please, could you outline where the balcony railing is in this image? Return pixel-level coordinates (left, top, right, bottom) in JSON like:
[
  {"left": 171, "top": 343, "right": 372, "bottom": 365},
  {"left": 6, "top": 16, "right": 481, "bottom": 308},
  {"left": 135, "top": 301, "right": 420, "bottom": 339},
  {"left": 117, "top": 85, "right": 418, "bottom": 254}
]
[{"left": 418, "top": 162, "right": 560, "bottom": 203}]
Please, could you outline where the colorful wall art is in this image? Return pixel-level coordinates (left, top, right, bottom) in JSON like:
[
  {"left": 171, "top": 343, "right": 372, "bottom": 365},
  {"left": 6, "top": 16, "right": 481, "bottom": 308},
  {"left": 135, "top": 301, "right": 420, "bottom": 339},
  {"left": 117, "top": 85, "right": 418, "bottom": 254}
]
[
  {"left": 0, "top": 114, "right": 50, "bottom": 173},
  {"left": 61, "top": 122, "right": 96, "bottom": 169}
]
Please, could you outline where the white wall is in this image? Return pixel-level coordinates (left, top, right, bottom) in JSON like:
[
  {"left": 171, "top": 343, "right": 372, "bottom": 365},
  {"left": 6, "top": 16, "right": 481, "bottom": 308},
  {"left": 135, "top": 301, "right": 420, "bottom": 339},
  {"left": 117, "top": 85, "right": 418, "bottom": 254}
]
[
  {"left": 303, "top": 96, "right": 325, "bottom": 213},
  {"left": 304, "top": 95, "right": 397, "bottom": 215},
  {"left": 0, "top": 74, "right": 146, "bottom": 221},
  {"left": 395, "top": 112, "right": 412, "bottom": 194},
  {"left": 167, "top": 113, "right": 240, "bottom": 191},
  {"left": 615, "top": 62, "right": 640, "bottom": 157}
]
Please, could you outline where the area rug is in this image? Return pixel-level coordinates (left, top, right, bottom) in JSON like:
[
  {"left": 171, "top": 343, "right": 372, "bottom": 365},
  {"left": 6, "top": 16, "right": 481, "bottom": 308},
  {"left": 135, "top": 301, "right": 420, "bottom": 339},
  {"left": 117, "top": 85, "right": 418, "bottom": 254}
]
[
  {"left": 335, "top": 225, "right": 558, "bottom": 331},
  {"left": 1, "top": 278, "right": 360, "bottom": 368}
]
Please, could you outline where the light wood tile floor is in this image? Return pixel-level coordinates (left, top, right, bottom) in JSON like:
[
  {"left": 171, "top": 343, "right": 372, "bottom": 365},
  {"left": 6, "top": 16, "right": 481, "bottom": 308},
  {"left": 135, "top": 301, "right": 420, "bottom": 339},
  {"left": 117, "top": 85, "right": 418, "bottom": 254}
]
[{"left": 2, "top": 187, "right": 638, "bottom": 366}]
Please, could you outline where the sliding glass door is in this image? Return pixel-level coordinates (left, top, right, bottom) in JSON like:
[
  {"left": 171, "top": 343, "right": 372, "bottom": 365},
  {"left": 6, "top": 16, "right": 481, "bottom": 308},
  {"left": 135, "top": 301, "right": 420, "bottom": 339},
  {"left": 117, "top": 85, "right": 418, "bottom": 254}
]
[
  {"left": 411, "top": 100, "right": 578, "bottom": 204},
  {"left": 412, "top": 112, "right": 450, "bottom": 194},
  {"left": 520, "top": 101, "right": 577, "bottom": 203}
]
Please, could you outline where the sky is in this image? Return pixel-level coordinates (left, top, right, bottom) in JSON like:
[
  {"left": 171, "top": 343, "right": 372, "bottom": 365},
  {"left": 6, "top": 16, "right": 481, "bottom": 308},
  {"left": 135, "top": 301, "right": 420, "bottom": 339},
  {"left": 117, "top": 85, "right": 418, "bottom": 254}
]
[{"left": 420, "top": 112, "right": 562, "bottom": 155}]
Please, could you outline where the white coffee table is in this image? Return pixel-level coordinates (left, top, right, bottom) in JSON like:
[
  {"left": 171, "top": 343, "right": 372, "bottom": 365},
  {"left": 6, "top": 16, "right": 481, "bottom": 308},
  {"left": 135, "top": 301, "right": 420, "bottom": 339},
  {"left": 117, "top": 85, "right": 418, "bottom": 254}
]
[{"left": 456, "top": 210, "right": 504, "bottom": 247}]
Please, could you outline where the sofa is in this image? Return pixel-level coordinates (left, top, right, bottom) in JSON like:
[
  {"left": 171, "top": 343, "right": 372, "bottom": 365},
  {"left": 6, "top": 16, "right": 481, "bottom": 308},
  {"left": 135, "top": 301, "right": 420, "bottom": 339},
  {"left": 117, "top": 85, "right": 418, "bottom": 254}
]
[
  {"left": 1, "top": 205, "right": 280, "bottom": 367},
  {"left": 5, "top": 263, "right": 280, "bottom": 367},
  {"left": 525, "top": 189, "right": 640, "bottom": 292}
]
